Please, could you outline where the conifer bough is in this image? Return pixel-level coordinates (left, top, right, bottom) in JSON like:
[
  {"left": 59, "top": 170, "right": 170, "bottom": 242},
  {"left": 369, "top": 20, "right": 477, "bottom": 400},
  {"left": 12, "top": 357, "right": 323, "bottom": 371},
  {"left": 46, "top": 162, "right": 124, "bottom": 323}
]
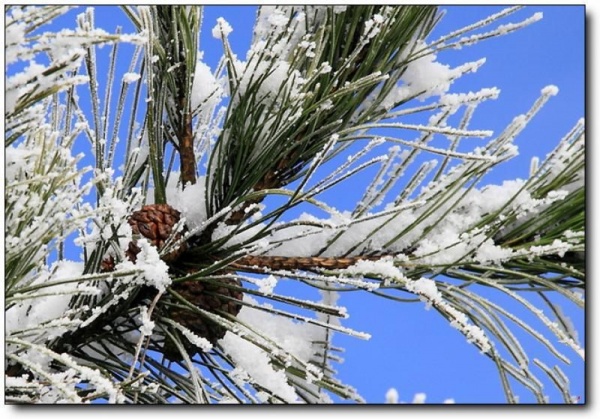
[
  {"left": 4, "top": 4, "right": 583, "bottom": 404},
  {"left": 116, "top": 203, "right": 389, "bottom": 360}
]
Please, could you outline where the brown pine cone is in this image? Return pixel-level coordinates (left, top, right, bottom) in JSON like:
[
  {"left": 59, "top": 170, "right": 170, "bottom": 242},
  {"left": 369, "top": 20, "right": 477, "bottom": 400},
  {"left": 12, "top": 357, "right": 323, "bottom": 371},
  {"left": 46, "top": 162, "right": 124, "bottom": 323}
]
[
  {"left": 127, "top": 203, "right": 188, "bottom": 263},
  {"left": 164, "top": 277, "right": 244, "bottom": 359},
  {"left": 100, "top": 204, "right": 186, "bottom": 270},
  {"left": 97, "top": 204, "right": 247, "bottom": 360}
]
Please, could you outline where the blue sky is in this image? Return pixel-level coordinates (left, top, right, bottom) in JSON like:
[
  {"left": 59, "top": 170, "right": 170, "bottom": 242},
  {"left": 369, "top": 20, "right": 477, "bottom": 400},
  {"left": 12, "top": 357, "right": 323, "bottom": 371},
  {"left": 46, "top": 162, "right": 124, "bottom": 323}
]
[{"left": 11, "top": 5, "right": 585, "bottom": 404}]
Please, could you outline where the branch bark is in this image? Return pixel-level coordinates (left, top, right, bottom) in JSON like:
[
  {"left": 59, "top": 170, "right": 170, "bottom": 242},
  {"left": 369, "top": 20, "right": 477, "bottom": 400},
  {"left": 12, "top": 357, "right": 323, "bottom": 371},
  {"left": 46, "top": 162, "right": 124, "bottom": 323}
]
[
  {"left": 231, "top": 254, "right": 386, "bottom": 272},
  {"left": 178, "top": 94, "right": 197, "bottom": 186}
]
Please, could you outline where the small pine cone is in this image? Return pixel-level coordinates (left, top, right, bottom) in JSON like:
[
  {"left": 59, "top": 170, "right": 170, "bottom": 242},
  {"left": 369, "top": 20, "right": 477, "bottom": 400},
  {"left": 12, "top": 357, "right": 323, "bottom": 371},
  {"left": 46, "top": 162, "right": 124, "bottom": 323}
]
[
  {"left": 127, "top": 204, "right": 187, "bottom": 263},
  {"left": 164, "top": 277, "right": 243, "bottom": 359},
  {"left": 100, "top": 255, "right": 116, "bottom": 272}
]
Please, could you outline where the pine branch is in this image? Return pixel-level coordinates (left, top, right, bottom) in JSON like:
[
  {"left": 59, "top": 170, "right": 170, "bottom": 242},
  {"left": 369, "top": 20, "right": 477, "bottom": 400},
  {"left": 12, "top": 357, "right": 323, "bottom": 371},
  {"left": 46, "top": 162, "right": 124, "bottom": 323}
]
[
  {"left": 6, "top": 5, "right": 584, "bottom": 405},
  {"left": 155, "top": 6, "right": 200, "bottom": 187},
  {"left": 206, "top": 5, "right": 439, "bottom": 225},
  {"left": 232, "top": 255, "right": 386, "bottom": 272}
]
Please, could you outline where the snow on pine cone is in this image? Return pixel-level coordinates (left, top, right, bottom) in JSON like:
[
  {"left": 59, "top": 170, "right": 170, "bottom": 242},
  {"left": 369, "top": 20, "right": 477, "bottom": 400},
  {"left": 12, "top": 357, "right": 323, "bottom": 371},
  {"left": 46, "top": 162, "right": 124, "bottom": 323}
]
[
  {"left": 101, "top": 203, "right": 244, "bottom": 359},
  {"left": 100, "top": 203, "right": 186, "bottom": 271},
  {"left": 164, "top": 277, "right": 244, "bottom": 359},
  {"left": 126, "top": 204, "right": 243, "bottom": 356},
  {"left": 126, "top": 203, "right": 187, "bottom": 263}
]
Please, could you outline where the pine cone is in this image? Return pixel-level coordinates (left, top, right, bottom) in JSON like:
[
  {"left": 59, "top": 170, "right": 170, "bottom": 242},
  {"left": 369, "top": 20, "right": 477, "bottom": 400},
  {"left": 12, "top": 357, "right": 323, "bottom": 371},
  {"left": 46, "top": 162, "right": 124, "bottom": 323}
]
[
  {"left": 164, "top": 277, "right": 244, "bottom": 359},
  {"left": 127, "top": 204, "right": 187, "bottom": 263},
  {"left": 97, "top": 204, "right": 247, "bottom": 360}
]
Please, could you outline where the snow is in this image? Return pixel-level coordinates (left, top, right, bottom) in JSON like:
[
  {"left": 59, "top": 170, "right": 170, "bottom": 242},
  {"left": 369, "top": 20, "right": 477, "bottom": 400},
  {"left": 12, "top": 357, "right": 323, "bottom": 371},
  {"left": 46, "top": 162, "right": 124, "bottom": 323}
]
[
  {"left": 5, "top": 4, "right": 584, "bottom": 405},
  {"left": 343, "top": 258, "right": 401, "bottom": 282},
  {"left": 253, "top": 6, "right": 310, "bottom": 53},
  {"left": 119, "top": 239, "right": 171, "bottom": 292},
  {"left": 474, "top": 239, "right": 514, "bottom": 264},
  {"left": 165, "top": 174, "right": 208, "bottom": 232},
  {"left": 236, "top": 296, "right": 327, "bottom": 362},
  {"left": 412, "top": 393, "right": 427, "bottom": 403},
  {"left": 443, "top": 398, "right": 456, "bottom": 403},
  {"left": 385, "top": 388, "right": 399, "bottom": 403},
  {"left": 216, "top": 292, "right": 365, "bottom": 402},
  {"left": 177, "top": 326, "right": 213, "bottom": 353},
  {"left": 406, "top": 278, "right": 442, "bottom": 305},
  {"left": 385, "top": 389, "right": 454, "bottom": 404},
  {"left": 232, "top": 56, "right": 304, "bottom": 112},
  {"left": 138, "top": 307, "right": 155, "bottom": 336},
  {"left": 5, "top": 17, "right": 27, "bottom": 65},
  {"left": 122, "top": 72, "right": 140, "bottom": 84},
  {"left": 257, "top": 275, "right": 278, "bottom": 295},
  {"left": 399, "top": 50, "right": 485, "bottom": 102},
  {"left": 191, "top": 59, "right": 224, "bottom": 114},
  {"left": 542, "top": 84, "right": 559, "bottom": 96},
  {"left": 212, "top": 17, "right": 233, "bottom": 39},
  {"left": 6, "top": 260, "right": 87, "bottom": 340},
  {"left": 222, "top": 331, "right": 301, "bottom": 403},
  {"left": 299, "top": 40, "right": 316, "bottom": 57},
  {"left": 267, "top": 9, "right": 289, "bottom": 27}
]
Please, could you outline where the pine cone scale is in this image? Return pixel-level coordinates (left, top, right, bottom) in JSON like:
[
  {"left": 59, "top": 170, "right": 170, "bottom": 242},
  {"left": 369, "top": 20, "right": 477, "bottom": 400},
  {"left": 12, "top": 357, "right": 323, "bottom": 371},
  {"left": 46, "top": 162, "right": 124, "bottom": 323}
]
[
  {"left": 127, "top": 204, "right": 187, "bottom": 263},
  {"left": 101, "top": 203, "right": 247, "bottom": 361}
]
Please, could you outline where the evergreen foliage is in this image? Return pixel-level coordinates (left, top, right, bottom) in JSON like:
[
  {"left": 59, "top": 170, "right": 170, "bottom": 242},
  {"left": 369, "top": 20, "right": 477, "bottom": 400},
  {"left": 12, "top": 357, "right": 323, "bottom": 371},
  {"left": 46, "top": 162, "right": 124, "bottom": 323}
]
[{"left": 4, "top": 5, "right": 584, "bottom": 404}]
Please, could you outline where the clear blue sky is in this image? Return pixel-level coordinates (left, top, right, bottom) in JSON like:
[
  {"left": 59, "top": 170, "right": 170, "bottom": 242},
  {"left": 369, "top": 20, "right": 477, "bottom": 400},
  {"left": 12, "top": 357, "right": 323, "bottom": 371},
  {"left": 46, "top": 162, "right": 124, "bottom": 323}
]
[{"left": 23, "top": 5, "right": 585, "bottom": 404}]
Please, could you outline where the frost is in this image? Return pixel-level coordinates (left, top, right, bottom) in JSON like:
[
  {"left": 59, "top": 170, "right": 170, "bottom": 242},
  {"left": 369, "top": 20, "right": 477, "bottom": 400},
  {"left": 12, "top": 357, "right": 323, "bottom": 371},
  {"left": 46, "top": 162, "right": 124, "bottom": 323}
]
[
  {"left": 439, "top": 87, "right": 500, "bottom": 108},
  {"left": 122, "top": 72, "right": 141, "bottom": 84},
  {"left": 385, "top": 388, "right": 399, "bottom": 403},
  {"left": 267, "top": 9, "right": 289, "bottom": 27},
  {"left": 474, "top": 239, "right": 514, "bottom": 264},
  {"left": 444, "top": 398, "right": 456, "bottom": 404},
  {"left": 412, "top": 393, "right": 427, "bottom": 404},
  {"left": 257, "top": 275, "right": 278, "bottom": 295},
  {"left": 542, "top": 85, "right": 559, "bottom": 96},
  {"left": 123, "top": 239, "right": 171, "bottom": 292},
  {"left": 320, "top": 62, "right": 333, "bottom": 74},
  {"left": 363, "top": 13, "right": 386, "bottom": 39},
  {"left": 212, "top": 17, "right": 233, "bottom": 39},
  {"left": 139, "top": 307, "right": 155, "bottom": 336},
  {"left": 5, "top": 4, "right": 583, "bottom": 405},
  {"left": 178, "top": 327, "right": 213, "bottom": 353}
]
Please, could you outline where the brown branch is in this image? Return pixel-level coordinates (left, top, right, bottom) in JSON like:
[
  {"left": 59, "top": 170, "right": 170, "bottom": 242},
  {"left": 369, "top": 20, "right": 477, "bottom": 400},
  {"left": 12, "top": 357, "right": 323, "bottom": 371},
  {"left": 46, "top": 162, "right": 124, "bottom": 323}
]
[
  {"left": 231, "top": 255, "right": 386, "bottom": 272},
  {"left": 178, "top": 95, "right": 197, "bottom": 186}
]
